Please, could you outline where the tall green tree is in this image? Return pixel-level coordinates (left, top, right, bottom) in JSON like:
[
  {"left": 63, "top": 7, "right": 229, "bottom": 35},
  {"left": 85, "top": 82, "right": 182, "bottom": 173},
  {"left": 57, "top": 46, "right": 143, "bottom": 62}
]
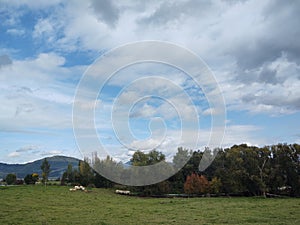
[
  {"left": 92, "top": 155, "right": 121, "bottom": 188},
  {"left": 78, "top": 157, "right": 94, "bottom": 186},
  {"left": 168, "top": 147, "right": 192, "bottom": 193},
  {"left": 269, "top": 143, "right": 300, "bottom": 196},
  {"left": 173, "top": 147, "right": 191, "bottom": 169},
  {"left": 61, "top": 164, "right": 77, "bottom": 185},
  {"left": 214, "top": 145, "right": 248, "bottom": 194},
  {"left": 41, "top": 158, "right": 50, "bottom": 184},
  {"left": 129, "top": 150, "right": 170, "bottom": 195}
]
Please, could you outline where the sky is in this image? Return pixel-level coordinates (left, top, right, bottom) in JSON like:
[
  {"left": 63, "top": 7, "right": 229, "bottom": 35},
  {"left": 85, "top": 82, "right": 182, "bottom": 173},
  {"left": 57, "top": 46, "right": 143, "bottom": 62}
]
[{"left": 0, "top": 0, "right": 299, "bottom": 164}]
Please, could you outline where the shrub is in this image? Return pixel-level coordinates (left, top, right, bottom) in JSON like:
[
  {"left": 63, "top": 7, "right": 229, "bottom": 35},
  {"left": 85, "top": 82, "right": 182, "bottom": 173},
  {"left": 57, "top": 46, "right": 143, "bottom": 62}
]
[
  {"left": 24, "top": 173, "right": 39, "bottom": 185},
  {"left": 6, "top": 174, "right": 17, "bottom": 185},
  {"left": 184, "top": 173, "right": 210, "bottom": 195}
]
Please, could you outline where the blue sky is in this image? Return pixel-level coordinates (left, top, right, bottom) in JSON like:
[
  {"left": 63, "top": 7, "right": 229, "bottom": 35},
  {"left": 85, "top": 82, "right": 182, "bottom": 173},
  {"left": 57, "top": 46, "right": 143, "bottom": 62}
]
[{"left": 0, "top": 0, "right": 299, "bottom": 163}]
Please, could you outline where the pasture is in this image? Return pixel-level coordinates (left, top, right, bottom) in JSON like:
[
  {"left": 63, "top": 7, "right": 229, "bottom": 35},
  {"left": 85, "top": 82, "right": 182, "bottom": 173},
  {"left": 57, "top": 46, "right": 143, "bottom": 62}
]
[{"left": 0, "top": 185, "right": 299, "bottom": 224}]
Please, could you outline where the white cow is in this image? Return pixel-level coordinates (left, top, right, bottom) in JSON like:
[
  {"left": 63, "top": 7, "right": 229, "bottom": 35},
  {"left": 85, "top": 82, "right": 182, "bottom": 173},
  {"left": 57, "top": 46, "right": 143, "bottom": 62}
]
[{"left": 70, "top": 185, "right": 86, "bottom": 191}]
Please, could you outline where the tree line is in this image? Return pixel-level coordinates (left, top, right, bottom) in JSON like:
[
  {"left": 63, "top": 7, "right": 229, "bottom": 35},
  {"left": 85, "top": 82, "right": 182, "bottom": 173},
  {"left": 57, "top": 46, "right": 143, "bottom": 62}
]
[
  {"left": 5, "top": 143, "right": 299, "bottom": 197},
  {"left": 4, "top": 158, "right": 51, "bottom": 185},
  {"left": 59, "top": 143, "right": 300, "bottom": 197}
]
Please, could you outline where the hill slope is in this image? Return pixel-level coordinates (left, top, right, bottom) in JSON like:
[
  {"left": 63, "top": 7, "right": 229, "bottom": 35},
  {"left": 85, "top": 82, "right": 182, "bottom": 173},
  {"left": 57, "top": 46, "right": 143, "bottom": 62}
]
[{"left": 0, "top": 156, "right": 80, "bottom": 179}]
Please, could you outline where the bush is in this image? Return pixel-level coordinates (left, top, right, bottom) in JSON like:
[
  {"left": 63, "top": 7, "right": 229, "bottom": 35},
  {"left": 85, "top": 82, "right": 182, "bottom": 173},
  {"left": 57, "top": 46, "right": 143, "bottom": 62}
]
[
  {"left": 184, "top": 173, "right": 209, "bottom": 195},
  {"left": 210, "top": 177, "right": 222, "bottom": 194},
  {"left": 6, "top": 174, "right": 17, "bottom": 185},
  {"left": 24, "top": 173, "right": 39, "bottom": 185}
]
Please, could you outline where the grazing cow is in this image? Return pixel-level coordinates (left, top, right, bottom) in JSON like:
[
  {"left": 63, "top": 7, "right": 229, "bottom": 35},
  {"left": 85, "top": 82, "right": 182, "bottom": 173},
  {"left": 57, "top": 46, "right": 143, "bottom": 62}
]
[{"left": 70, "top": 185, "right": 86, "bottom": 192}]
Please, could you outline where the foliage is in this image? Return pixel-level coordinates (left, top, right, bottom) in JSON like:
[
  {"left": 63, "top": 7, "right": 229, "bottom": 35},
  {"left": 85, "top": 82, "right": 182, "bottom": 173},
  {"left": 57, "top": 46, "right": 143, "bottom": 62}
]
[
  {"left": 78, "top": 158, "right": 95, "bottom": 186},
  {"left": 5, "top": 173, "right": 16, "bottom": 185},
  {"left": 59, "top": 143, "right": 300, "bottom": 197},
  {"left": 184, "top": 173, "right": 209, "bottom": 195},
  {"left": 210, "top": 177, "right": 222, "bottom": 194},
  {"left": 61, "top": 158, "right": 95, "bottom": 187},
  {"left": 209, "top": 143, "right": 300, "bottom": 196},
  {"left": 173, "top": 147, "right": 192, "bottom": 169},
  {"left": 40, "top": 159, "right": 50, "bottom": 184},
  {"left": 24, "top": 173, "right": 39, "bottom": 185},
  {"left": 130, "top": 150, "right": 165, "bottom": 166},
  {"left": 0, "top": 156, "right": 79, "bottom": 179},
  {"left": 61, "top": 164, "right": 77, "bottom": 185},
  {"left": 92, "top": 155, "right": 119, "bottom": 188},
  {"left": 129, "top": 150, "right": 172, "bottom": 195}
]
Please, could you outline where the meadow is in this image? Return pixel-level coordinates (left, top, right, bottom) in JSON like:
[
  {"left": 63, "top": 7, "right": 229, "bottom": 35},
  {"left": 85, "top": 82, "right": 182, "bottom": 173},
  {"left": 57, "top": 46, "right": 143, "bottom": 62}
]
[{"left": 0, "top": 185, "right": 299, "bottom": 225}]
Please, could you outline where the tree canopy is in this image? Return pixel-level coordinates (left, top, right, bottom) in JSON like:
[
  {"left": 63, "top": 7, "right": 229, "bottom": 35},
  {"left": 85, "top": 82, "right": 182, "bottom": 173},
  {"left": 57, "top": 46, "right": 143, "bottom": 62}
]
[{"left": 60, "top": 143, "right": 300, "bottom": 197}]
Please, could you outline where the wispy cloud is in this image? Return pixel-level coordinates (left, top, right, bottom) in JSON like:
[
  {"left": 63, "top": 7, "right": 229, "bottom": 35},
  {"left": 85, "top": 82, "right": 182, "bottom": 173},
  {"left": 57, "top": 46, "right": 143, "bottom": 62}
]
[
  {"left": 40, "top": 150, "right": 62, "bottom": 156},
  {"left": 8, "top": 151, "right": 20, "bottom": 158},
  {"left": 16, "top": 145, "right": 39, "bottom": 153},
  {"left": 6, "top": 28, "right": 25, "bottom": 36}
]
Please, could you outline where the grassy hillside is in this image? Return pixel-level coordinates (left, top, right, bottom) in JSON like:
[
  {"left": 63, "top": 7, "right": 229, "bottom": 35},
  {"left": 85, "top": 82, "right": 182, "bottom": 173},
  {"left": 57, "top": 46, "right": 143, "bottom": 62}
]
[
  {"left": 0, "top": 156, "right": 80, "bottom": 179},
  {"left": 0, "top": 185, "right": 299, "bottom": 225}
]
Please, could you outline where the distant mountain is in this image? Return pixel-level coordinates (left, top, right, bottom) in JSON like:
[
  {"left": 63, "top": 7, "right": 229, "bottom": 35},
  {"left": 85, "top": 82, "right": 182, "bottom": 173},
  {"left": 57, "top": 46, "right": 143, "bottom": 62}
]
[
  {"left": 124, "top": 161, "right": 132, "bottom": 168},
  {"left": 0, "top": 156, "right": 80, "bottom": 179}
]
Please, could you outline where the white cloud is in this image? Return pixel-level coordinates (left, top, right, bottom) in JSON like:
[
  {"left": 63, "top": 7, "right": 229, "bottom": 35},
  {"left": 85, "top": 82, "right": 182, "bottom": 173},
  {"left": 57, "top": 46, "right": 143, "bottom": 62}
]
[
  {"left": 6, "top": 28, "right": 25, "bottom": 36},
  {"left": 8, "top": 151, "right": 20, "bottom": 158},
  {"left": 16, "top": 145, "right": 39, "bottom": 152},
  {"left": 20, "top": 0, "right": 297, "bottom": 115},
  {"left": 219, "top": 55, "right": 300, "bottom": 115},
  {"left": 0, "top": 53, "right": 85, "bottom": 131},
  {"left": 222, "top": 125, "right": 265, "bottom": 147},
  {"left": 202, "top": 108, "right": 223, "bottom": 116},
  {"left": 33, "top": 19, "right": 55, "bottom": 39},
  {"left": 130, "top": 138, "right": 164, "bottom": 151},
  {"left": 40, "top": 150, "right": 62, "bottom": 156}
]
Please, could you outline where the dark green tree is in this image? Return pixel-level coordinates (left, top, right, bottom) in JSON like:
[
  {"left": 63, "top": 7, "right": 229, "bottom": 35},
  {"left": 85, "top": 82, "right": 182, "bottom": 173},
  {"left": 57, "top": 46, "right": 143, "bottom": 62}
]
[
  {"left": 213, "top": 145, "right": 248, "bottom": 194},
  {"left": 168, "top": 147, "right": 192, "bottom": 193},
  {"left": 131, "top": 150, "right": 165, "bottom": 166},
  {"left": 129, "top": 150, "right": 169, "bottom": 195},
  {"left": 269, "top": 143, "right": 300, "bottom": 196},
  {"left": 78, "top": 157, "right": 94, "bottom": 186},
  {"left": 5, "top": 173, "right": 16, "bottom": 185},
  {"left": 92, "top": 154, "right": 122, "bottom": 188},
  {"left": 61, "top": 164, "right": 77, "bottom": 185},
  {"left": 24, "top": 173, "right": 39, "bottom": 185}
]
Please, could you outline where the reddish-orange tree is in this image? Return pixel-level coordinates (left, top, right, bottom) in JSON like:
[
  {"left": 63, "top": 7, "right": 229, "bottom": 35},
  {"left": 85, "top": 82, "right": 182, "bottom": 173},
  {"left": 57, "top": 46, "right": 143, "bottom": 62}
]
[{"left": 184, "top": 173, "right": 209, "bottom": 194}]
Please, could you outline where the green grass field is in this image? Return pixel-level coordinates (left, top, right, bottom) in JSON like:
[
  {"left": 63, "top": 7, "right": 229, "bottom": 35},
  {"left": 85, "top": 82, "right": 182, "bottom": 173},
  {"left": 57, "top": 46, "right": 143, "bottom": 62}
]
[{"left": 0, "top": 185, "right": 299, "bottom": 225}]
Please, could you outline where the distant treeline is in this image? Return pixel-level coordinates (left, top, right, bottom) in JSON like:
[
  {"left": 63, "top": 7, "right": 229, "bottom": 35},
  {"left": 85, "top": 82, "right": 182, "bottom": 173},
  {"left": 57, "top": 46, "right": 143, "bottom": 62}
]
[{"left": 59, "top": 143, "right": 300, "bottom": 197}]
